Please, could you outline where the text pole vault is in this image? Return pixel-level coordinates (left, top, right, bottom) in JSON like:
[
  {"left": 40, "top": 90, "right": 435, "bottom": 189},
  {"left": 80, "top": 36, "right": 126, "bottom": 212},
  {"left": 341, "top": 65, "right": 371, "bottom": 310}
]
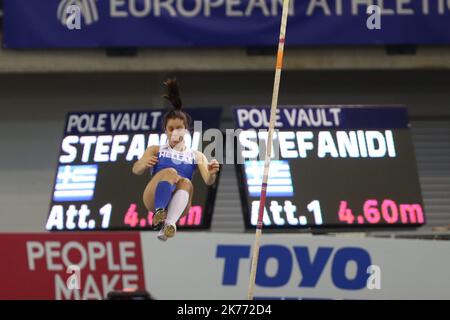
[{"left": 247, "top": 0, "right": 291, "bottom": 301}]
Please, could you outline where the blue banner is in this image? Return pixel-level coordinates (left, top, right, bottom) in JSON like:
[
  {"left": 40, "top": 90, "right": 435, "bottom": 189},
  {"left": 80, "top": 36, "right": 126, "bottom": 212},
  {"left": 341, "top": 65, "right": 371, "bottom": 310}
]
[
  {"left": 233, "top": 105, "right": 409, "bottom": 129},
  {"left": 4, "top": 0, "right": 450, "bottom": 48},
  {"left": 64, "top": 107, "right": 222, "bottom": 135}
]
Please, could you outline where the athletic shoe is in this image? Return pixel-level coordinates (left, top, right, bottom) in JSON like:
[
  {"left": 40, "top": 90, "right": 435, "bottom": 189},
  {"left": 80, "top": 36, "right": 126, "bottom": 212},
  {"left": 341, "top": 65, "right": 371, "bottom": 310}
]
[
  {"left": 152, "top": 208, "right": 167, "bottom": 230},
  {"left": 163, "top": 223, "right": 177, "bottom": 239}
]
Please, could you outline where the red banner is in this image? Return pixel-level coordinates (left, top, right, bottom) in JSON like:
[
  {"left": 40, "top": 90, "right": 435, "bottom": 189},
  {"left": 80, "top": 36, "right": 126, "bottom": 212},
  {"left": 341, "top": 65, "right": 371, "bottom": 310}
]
[{"left": 0, "top": 233, "right": 146, "bottom": 300}]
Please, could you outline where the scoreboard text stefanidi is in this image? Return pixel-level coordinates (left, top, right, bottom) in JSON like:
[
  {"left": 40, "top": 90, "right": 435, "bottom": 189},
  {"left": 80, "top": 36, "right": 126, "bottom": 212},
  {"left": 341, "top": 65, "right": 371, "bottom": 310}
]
[{"left": 234, "top": 106, "right": 425, "bottom": 230}]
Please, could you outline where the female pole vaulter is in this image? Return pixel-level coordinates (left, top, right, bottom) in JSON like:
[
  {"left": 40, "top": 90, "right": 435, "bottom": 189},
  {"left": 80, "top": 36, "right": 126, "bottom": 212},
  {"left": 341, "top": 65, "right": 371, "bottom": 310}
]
[{"left": 132, "top": 78, "right": 220, "bottom": 241}]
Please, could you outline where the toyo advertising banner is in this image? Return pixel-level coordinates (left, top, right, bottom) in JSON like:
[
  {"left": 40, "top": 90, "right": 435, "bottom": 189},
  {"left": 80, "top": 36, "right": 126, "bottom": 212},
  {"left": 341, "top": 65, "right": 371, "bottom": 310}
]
[
  {"left": 3, "top": 0, "right": 450, "bottom": 48},
  {"left": 1, "top": 232, "right": 450, "bottom": 299}
]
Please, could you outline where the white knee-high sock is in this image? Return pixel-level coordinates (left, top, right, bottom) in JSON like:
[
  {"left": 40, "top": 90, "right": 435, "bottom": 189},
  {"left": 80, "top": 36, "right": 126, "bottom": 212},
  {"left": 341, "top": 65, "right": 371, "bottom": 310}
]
[{"left": 166, "top": 189, "right": 190, "bottom": 225}]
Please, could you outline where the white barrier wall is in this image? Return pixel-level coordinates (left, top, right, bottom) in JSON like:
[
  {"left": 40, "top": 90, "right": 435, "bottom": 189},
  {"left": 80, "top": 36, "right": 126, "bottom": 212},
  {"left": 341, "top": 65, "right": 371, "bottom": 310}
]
[{"left": 141, "top": 233, "right": 450, "bottom": 300}]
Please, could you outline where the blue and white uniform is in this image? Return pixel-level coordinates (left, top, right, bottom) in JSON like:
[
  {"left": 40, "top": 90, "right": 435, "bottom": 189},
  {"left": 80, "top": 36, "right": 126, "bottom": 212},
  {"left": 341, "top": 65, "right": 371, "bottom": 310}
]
[{"left": 152, "top": 143, "right": 197, "bottom": 180}]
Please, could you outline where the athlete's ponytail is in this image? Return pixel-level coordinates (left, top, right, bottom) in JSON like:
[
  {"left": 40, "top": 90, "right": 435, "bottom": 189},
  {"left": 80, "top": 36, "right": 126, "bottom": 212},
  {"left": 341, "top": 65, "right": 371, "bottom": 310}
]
[
  {"left": 163, "top": 78, "right": 183, "bottom": 110},
  {"left": 161, "top": 78, "right": 191, "bottom": 130}
]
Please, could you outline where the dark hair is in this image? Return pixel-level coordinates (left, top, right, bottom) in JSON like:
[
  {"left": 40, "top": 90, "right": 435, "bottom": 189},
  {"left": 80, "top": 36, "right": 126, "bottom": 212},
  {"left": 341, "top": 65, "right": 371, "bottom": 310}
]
[{"left": 162, "top": 78, "right": 191, "bottom": 130}]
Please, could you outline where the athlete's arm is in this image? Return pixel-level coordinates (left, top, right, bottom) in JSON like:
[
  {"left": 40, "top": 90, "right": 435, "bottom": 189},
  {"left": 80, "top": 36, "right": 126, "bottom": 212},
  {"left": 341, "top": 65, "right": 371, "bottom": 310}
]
[
  {"left": 195, "top": 151, "right": 220, "bottom": 186},
  {"left": 132, "top": 145, "right": 159, "bottom": 176}
]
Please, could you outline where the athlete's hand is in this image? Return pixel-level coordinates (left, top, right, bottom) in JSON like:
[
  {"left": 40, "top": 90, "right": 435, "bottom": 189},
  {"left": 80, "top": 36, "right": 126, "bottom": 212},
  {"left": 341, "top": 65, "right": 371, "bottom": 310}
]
[
  {"left": 144, "top": 155, "right": 159, "bottom": 168},
  {"left": 208, "top": 159, "right": 220, "bottom": 174}
]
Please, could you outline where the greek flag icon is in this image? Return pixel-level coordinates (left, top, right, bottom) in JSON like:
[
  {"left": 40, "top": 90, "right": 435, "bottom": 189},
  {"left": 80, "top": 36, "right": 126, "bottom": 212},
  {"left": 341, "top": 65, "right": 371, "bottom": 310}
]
[
  {"left": 53, "top": 164, "right": 98, "bottom": 202},
  {"left": 244, "top": 160, "right": 294, "bottom": 197}
]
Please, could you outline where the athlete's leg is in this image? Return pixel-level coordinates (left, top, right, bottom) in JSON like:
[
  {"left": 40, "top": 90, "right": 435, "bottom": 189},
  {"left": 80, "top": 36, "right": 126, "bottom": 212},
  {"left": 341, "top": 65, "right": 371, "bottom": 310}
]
[
  {"left": 181, "top": 182, "right": 193, "bottom": 218},
  {"left": 142, "top": 168, "right": 180, "bottom": 228},
  {"left": 163, "top": 178, "right": 193, "bottom": 238}
]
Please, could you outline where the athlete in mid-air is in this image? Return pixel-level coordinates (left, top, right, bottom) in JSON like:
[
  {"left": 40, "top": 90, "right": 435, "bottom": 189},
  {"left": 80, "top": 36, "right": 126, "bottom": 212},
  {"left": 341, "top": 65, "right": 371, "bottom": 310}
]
[{"left": 132, "top": 78, "right": 220, "bottom": 241}]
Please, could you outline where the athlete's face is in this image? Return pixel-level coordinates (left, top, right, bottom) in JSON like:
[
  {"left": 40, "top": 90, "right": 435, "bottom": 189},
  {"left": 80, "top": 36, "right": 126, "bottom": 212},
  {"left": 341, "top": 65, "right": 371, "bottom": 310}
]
[{"left": 165, "top": 118, "right": 187, "bottom": 147}]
